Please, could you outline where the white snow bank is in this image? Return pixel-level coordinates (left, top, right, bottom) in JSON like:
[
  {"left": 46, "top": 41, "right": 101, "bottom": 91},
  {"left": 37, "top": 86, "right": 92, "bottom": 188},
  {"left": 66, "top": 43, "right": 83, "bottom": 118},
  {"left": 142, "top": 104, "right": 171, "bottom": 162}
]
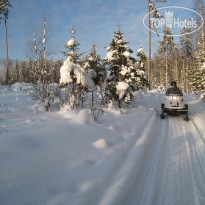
[
  {"left": 59, "top": 107, "right": 79, "bottom": 119},
  {"left": 71, "top": 109, "right": 95, "bottom": 125},
  {"left": 104, "top": 101, "right": 121, "bottom": 115},
  {"left": 60, "top": 57, "right": 95, "bottom": 90},
  {"left": 93, "top": 138, "right": 108, "bottom": 149},
  {"left": 116, "top": 81, "right": 129, "bottom": 100}
]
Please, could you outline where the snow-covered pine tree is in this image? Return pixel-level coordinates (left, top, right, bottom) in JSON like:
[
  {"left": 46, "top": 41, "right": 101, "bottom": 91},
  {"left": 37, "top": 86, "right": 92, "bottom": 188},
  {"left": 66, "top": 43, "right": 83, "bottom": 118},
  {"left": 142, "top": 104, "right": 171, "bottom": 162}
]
[
  {"left": 84, "top": 44, "right": 102, "bottom": 85},
  {"left": 84, "top": 44, "right": 105, "bottom": 106},
  {"left": 192, "top": 31, "right": 205, "bottom": 92},
  {"left": 62, "top": 26, "right": 83, "bottom": 64},
  {"left": 60, "top": 27, "right": 94, "bottom": 109},
  {"left": 135, "top": 46, "right": 148, "bottom": 89},
  {"left": 105, "top": 25, "right": 135, "bottom": 107},
  {"left": 180, "top": 27, "right": 194, "bottom": 92},
  {"left": 180, "top": 27, "right": 193, "bottom": 58}
]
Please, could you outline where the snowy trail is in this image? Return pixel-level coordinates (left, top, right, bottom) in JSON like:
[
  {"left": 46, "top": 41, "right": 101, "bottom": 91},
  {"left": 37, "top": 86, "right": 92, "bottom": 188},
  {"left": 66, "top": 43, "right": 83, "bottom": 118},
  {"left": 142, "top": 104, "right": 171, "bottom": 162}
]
[
  {"left": 71, "top": 94, "right": 205, "bottom": 205},
  {"left": 70, "top": 110, "right": 205, "bottom": 204},
  {"left": 123, "top": 116, "right": 205, "bottom": 205},
  {"left": 1, "top": 85, "right": 205, "bottom": 205}
]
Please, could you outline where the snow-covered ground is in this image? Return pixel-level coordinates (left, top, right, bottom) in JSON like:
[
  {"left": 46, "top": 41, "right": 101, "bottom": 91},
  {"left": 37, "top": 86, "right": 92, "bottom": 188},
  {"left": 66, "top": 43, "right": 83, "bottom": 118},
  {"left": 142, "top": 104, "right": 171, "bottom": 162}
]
[{"left": 1, "top": 83, "right": 205, "bottom": 205}]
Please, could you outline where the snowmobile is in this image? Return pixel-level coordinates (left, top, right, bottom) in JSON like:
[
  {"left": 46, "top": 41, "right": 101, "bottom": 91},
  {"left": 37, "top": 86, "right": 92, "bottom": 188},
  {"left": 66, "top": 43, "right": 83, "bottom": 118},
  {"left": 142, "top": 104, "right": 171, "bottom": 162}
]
[{"left": 160, "top": 94, "right": 189, "bottom": 121}]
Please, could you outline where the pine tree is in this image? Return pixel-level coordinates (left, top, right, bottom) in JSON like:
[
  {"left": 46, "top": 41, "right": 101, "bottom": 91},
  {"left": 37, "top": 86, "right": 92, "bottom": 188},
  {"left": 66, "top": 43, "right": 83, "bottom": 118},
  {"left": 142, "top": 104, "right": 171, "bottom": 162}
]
[
  {"left": 157, "top": 26, "right": 176, "bottom": 87},
  {"left": 19, "top": 61, "right": 26, "bottom": 82},
  {"left": 62, "top": 26, "right": 83, "bottom": 64},
  {"left": 9, "top": 60, "right": 18, "bottom": 84},
  {"left": 180, "top": 27, "right": 194, "bottom": 92},
  {"left": 0, "top": 0, "right": 12, "bottom": 84},
  {"left": 105, "top": 25, "right": 135, "bottom": 107},
  {"left": 135, "top": 46, "right": 148, "bottom": 89},
  {"left": 192, "top": 32, "right": 205, "bottom": 92},
  {"left": 84, "top": 44, "right": 103, "bottom": 85},
  {"left": 84, "top": 44, "right": 105, "bottom": 106},
  {"left": 60, "top": 27, "right": 94, "bottom": 109},
  {"left": 152, "top": 53, "right": 165, "bottom": 89}
]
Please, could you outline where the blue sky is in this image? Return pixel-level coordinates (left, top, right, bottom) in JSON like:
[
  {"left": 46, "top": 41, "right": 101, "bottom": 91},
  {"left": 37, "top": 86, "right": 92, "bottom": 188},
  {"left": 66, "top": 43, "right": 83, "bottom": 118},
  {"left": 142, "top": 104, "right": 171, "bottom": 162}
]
[{"left": 0, "top": 0, "right": 199, "bottom": 61}]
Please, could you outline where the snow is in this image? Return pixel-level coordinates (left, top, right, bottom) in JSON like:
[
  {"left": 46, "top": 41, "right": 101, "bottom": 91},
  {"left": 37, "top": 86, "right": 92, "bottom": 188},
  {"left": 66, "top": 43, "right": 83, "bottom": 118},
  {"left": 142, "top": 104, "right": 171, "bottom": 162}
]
[
  {"left": 138, "top": 70, "right": 145, "bottom": 76},
  {"left": 93, "top": 139, "right": 108, "bottom": 149},
  {"left": 120, "top": 65, "right": 130, "bottom": 76},
  {"left": 123, "top": 51, "right": 130, "bottom": 57},
  {"left": 60, "top": 57, "right": 95, "bottom": 90},
  {"left": 71, "top": 109, "right": 95, "bottom": 125},
  {"left": 42, "top": 37, "right": 46, "bottom": 44},
  {"left": 88, "top": 56, "right": 94, "bottom": 61},
  {"left": 116, "top": 81, "right": 129, "bottom": 100},
  {"left": 1, "top": 84, "right": 205, "bottom": 205},
  {"left": 84, "top": 62, "right": 90, "bottom": 69},
  {"left": 67, "top": 38, "right": 75, "bottom": 47},
  {"left": 116, "top": 39, "right": 123, "bottom": 44},
  {"left": 106, "top": 51, "right": 115, "bottom": 62},
  {"left": 200, "top": 62, "right": 205, "bottom": 70},
  {"left": 137, "top": 46, "right": 144, "bottom": 54}
]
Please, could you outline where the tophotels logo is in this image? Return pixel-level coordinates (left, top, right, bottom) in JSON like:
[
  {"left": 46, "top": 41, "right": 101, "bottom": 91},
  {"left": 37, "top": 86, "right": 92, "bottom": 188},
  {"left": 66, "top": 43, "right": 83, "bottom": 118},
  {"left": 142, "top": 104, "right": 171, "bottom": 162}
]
[
  {"left": 143, "top": 6, "right": 204, "bottom": 36},
  {"left": 165, "top": 11, "right": 173, "bottom": 28}
]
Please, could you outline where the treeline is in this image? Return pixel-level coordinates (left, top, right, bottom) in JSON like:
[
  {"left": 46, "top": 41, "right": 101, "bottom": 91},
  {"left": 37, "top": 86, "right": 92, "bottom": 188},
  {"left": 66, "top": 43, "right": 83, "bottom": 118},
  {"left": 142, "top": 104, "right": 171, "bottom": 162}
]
[
  {"left": 149, "top": 26, "right": 205, "bottom": 93},
  {"left": 149, "top": 0, "right": 205, "bottom": 93},
  {"left": 0, "top": 58, "right": 62, "bottom": 84}
]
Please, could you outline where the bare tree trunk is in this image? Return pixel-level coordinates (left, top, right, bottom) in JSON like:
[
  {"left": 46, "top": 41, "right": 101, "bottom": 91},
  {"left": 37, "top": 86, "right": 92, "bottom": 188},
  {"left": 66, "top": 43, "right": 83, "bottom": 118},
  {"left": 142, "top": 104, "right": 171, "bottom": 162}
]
[
  {"left": 174, "top": 57, "right": 178, "bottom": 82},
  {"left": 182, "top": 60, "right": 185, "bottom": 92},
  {"left": 148, "top": 0, "right": 151, "bottom": 86},
  {"left": 165, "top": 49, "right": 168, "bottom": 88},
  {"left": 186, "top": 59, "right": 189, "bottom": 93},
  {"left": 91, "top": 91, "right": 94, "bottom": 107},
  {"left": 5, "top": 18, "right": 9, "bottom": 84}
]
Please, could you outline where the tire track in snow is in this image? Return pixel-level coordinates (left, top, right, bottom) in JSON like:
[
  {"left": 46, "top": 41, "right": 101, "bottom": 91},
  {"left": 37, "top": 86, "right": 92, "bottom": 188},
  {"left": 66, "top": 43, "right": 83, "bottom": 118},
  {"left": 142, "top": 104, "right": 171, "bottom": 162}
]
[
  {"left": 156, "top": 117, "right": 205, "bottom": 205},
  {"left": 183, "top": 120, "right": 205, "bottom": 204},
  {"left": 69, "top": 111, "right": 157, "bottom": 205},
  {"left": 123, "top": 111, "right": 169, "bottom": 205},
  {"left": 97, "top": 113, "right": 160, "bottom": 205},
  {"left": 121, "top": 114, "right": 205, "bottom": 205}
]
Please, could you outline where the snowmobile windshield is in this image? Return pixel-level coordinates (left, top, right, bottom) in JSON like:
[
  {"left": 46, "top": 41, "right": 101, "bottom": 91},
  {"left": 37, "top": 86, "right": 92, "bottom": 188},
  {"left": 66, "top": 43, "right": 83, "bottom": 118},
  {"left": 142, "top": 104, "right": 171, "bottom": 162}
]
[{"left": 166, "top": 87, "right": 183, "bottom": 96}]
